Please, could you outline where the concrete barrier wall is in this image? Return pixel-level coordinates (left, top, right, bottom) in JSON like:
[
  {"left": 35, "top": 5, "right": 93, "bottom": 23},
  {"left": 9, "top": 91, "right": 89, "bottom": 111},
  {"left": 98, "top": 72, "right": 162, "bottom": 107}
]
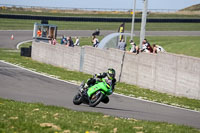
[
  {"left": 121, "top": 52, "right": 200, "bottom": 99},
  {"left": 32, "top": 41, "right": 200, "bottom": 99},
  {"left": 32, "top": 40, "right": 81, "bottom": 71},
  {"left": 120, "top": 52, "right": 157, "bottom": 89},
  {"left": 154, "top": 53, "right": 177, "bottom": 94},
  {"left": 175, "top": 55, "right": 200, "bottom": 98},
  {"left": 82, "top": 46, "right": 124, "bottom": 80}
]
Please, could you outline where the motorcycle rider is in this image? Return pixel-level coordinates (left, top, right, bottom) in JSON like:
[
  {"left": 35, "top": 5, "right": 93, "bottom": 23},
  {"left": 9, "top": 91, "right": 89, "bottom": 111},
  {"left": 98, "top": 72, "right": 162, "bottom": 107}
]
[{"left": 82, "top": 68, "right": 116, "bottom": 104}]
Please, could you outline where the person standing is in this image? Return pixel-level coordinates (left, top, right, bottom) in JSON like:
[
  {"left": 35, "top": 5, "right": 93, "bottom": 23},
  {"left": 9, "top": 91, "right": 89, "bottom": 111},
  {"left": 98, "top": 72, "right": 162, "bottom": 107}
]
[{"left": 37, "top": 28, "right": 42, "bottom": 37}]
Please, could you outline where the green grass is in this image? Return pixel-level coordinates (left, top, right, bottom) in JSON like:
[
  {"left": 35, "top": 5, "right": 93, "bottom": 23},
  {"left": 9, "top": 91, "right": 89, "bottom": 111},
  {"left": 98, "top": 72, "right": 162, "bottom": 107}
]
[
  {"left": 0, "top": 47, "right": 200, "bottom": 112},
  {"left": 1, "top": 18, "right": 200, "bottom": 31},
  {"left": 116, "top": 83, "right": 200, "bottom": 111},
  {"left": 1, "top": 98, "right": 199, "bottom": 133}
]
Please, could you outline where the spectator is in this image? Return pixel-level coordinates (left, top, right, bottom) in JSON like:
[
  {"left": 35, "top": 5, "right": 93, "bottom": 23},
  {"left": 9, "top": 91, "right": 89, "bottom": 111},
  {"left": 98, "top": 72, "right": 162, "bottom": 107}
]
[
  {"left": 140, "top": 39, "right": 149, "bottom": 53},
  {"left": 52, "top": 38, "right": 57, "bottom": 45},
  {"left": 140, "top": 39, "right": 153, "bottom": 53},
  {"left": 117, "top": 39, "right": 126, "bottom": 51},
  {"left": 42, "top": 29, "right": 47, "bottom": 37},
  {"left": 49, "top": 38, "right": 52, "bottom": 44},
  {"left": 129, "top": 40, "right": 139, "bottom": 54},
  {"left": 147, "top": 43, "right": 153, "bottom": 53},
  {"left": 153, "top": 44, "right": 166, "bottom": 53},
  {"left": 60, "top": 35, "right": 67, "bottom": 45},
  {"left": 92, "top": 28, "right": 100, "bottom": 36},
  {"left": 92, "top": 35, "right": 99, "bottom": 47},
  {"left": 37, "top": 28, "right": 42, "bottom": 37},
  {"left": 66, "top": 36, "right": 74, "bottom": 47},
  {"left": 74, "top": 36, "right": 80, "bottom": 46}
]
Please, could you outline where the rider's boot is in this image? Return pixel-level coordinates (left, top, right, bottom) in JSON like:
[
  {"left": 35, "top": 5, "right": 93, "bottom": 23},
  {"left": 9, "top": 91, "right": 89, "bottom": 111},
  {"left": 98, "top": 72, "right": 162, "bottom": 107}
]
[{"left": 101, "top": 96, "right": 109, "bottom": 104}]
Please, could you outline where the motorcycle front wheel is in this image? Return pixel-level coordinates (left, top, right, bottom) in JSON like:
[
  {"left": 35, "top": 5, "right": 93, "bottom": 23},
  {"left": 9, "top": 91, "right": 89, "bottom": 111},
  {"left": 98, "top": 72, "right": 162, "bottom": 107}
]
[
  {"left": 89, "top": 91, "right": 104, "bottom": 107},
  {"left": 73, "top": 93, "right": 82, "bottom": 105}
]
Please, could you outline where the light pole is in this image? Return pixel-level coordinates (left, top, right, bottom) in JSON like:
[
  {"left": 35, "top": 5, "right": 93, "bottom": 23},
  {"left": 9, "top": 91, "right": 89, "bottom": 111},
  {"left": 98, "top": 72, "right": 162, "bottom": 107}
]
[
  {"left": 130, "top": 0, "right": 136, "bottom": 41},
  {"left": 139, "top": 0, "right": 148, "bottom": 49}
]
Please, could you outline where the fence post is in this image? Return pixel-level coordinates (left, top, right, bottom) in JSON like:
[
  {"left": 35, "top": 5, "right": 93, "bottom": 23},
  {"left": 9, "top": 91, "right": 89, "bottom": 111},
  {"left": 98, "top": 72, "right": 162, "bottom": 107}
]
[
  {"left": 118, "top": 51, "right": 126, "bottom": 82},
  {"left": 139, "top": 0, "right": 148, "bottom": 49},
  {"left": 79, "top": 47, "right": 85, "bottom": 72}
]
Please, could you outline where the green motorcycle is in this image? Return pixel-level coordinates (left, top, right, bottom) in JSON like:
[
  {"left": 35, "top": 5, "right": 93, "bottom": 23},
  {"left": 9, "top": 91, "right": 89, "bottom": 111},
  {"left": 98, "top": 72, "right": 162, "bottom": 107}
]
[{"left": 73, "top": 78, "right": 113, "bottom": 107}]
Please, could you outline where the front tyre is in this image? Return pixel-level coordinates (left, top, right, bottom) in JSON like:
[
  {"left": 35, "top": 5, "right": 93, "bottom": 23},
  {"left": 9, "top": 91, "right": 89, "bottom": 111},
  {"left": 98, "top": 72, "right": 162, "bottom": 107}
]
[
  {"left": 73, "top": 93, "right": 82, "bottom": 105},
  {"left": 89, "top": 91, "right": 104, "bottom": 107}
]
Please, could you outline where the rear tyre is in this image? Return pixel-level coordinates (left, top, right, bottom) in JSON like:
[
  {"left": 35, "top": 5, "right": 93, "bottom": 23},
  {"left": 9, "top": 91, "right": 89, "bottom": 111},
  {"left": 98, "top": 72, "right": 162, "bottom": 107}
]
[
  {"left": 89, "top": 91, "right": 104, "bottom": 107},
  {"left": 73, "top": 93, "right": 82, "bottom": 105}
]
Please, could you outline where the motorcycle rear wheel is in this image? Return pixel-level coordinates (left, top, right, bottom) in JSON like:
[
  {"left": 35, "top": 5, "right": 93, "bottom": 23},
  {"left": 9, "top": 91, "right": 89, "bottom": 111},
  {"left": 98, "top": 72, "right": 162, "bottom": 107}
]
[{"left": 89, "top": 91, "right": 104, "bottom": 107}]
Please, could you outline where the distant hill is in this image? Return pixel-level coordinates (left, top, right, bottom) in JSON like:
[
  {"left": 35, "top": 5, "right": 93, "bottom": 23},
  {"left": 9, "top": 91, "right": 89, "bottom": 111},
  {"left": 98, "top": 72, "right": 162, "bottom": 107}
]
[{"left": 180, "top": 4, "right": 200, "bottom": 11}]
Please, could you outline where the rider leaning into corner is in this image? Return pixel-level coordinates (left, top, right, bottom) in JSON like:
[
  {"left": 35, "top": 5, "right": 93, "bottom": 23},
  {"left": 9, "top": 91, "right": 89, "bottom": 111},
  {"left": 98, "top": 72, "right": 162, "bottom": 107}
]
[{"left": 82, "top": 68, "right": 116, "bottom": 104}]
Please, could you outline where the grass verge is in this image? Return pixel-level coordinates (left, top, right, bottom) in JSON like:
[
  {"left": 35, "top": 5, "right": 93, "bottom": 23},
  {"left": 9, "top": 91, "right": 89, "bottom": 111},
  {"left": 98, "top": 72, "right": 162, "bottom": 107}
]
[
  {"left": 18, "top": 41, "right": 33, "bottom": 49},
  {"left": 1, "top": 98, "right": 199, "bottom": 133},
  {"left": 0, "top": 48, "right": 200, "bottom": 112}
]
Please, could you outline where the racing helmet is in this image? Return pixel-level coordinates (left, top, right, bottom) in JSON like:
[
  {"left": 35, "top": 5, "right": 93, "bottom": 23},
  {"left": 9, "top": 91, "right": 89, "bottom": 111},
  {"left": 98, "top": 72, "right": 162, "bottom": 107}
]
[{"left": 107, "top": 68, "right": 116, "bottom": 80}]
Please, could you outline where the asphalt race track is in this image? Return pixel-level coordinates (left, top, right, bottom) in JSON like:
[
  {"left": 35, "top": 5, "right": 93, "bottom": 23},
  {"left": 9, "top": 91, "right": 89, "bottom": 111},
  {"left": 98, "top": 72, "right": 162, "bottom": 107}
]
[
  {"left": 0, "top": 30, "right": 200, "bottom": 129},
  {"left": 0, "top": 61, "right": 200, "bottom": 129}
]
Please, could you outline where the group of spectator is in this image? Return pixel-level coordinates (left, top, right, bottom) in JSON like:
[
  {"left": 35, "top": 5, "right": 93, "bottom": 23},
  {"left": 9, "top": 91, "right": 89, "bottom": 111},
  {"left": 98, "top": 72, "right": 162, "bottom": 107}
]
[
  {"left": 49, "top": 34, "right": 98, "bottom": 47},
  {"left": 48, "top": 33, "right": 165, "bottom": 55},
  {"left": 49, "top": 38, "right": 57, "bottom": 45},
  {"left": 37, "top": 28, "right": 58, "bottom": 45},
  {"left": 140, "top": 39, "right": 165, "bottom": 54},
  {"left": 49, "top": 28, "right": 100, "bottom": 47},
  {"left": 118, "top": 38, "right": 165, "bottom": 54},
  {"left": 60, "top": 36, "right": 80, "bottom": 47},
  {"left": 37, "top": 28, "right": 49, "bottom": 38}
]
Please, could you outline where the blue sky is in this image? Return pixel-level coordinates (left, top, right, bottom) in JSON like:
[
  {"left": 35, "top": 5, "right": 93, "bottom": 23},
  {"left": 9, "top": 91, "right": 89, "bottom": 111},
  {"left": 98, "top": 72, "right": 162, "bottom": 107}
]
[{"left": 0, "top": 0, "right": 200, "bottom": 10}]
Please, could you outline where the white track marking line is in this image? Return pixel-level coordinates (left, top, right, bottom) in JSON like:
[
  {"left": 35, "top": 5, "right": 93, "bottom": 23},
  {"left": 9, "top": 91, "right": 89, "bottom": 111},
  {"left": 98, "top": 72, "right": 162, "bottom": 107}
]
[
  {"left": 16, "top": 40, "right": 33, "bottom": 49},
  {"left": 0, "top": 60, "right": 199, "bottom": 113}
]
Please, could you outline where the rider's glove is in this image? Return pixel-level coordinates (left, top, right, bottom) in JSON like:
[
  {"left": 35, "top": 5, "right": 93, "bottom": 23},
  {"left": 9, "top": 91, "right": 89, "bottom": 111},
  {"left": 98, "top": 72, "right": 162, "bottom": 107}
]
[{"left": 83, "top": 84, "right": 88, "bottom": 89}]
